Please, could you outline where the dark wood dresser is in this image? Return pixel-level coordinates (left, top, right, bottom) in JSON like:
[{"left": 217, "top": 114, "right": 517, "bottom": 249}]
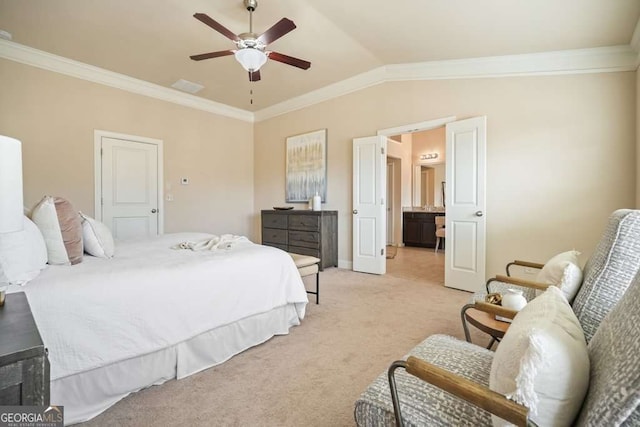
[
  {"left": 0, "top": 292, "right": 50, "bottom": 405},
  {"left": 403, "top": 211, "right": 445, "bottom": 248},
  {"left": 261, "top": 210, "right": 338, "bottom": 270}
]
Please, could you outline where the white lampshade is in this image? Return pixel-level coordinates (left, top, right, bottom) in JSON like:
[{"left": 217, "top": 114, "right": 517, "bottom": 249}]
[
  {"left": 234, "top": 48, "right": 267, "bottom": 72},
  {"left": 0, "top": 135, "right": 24, "bottom": 233}
]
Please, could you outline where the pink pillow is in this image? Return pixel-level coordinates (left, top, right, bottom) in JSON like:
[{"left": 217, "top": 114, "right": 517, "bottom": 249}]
[{"left": 31, "top": 196, "right": 83, "bottom": 265}]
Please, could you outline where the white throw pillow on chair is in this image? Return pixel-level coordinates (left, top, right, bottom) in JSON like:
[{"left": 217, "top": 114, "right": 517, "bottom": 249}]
[
  {"left": 536, "top": 250, "right": 583, "bottom": 302},
  {"left": 490, "top": 286, "right": 590, "bottom": 427}
]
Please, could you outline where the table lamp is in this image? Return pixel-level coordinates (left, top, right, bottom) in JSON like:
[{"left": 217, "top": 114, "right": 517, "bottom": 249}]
[{"left": 0, "top": 135, "right": 24, "bottom": 306}]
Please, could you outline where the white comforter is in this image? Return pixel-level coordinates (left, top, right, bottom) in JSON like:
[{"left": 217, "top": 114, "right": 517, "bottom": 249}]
[{"left": 20, "top": 233, "right": 308, "bottom": 381}]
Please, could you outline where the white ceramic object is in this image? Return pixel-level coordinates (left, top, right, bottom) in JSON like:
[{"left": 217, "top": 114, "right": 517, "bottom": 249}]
[
  {"left": 502, "top": 289, "right": 528, "bottom": 312},
  {"left": 312, "top": 192, "right": 321, "bottom": 211}
]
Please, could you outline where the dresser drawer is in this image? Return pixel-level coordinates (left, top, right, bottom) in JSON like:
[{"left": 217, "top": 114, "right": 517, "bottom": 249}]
[
  {"left": 289, "top": 231, "right": 320, "bottom": 249},
  {"left": 289, "top": 215, "right": 320, "bottom": 231},
  {"left": 263, "top": 242, "right": 288, "bottom": 252},
  {"left": 262, "top": 213, "right": 288, "bottom": 229},
  {"left": 288, "top": 245, "right": 321, "bottom": 259},
  {"left": 262, "top": 228, "right": 288, "bottom": 245}
]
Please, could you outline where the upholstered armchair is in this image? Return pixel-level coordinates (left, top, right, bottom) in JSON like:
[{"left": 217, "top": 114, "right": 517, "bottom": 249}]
[
  {"left": 463, "top": 209, "right": 640, "bottom": 344},
  {"left": 355, "top": 209, "right": 640, "bottom": 426}
]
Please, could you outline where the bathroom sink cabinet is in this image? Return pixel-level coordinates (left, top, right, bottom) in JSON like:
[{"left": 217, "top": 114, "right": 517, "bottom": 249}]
[{"left": 402, "top": 211, "right": 445, "bottom": 248}]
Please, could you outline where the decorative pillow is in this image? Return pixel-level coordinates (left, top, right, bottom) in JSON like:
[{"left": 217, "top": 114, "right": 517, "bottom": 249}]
[
  {"left": 490, "top": 286, "right": 590, "bottom": 427},
  {"left": 79, "top": 212, "right": 114, "bottom": 258},
  {"left": 536, "top": 250, "right": 583, "bottom": 302},
  {"left": 31, "top": 196, "right": 83, "bottom": 265},
  {"left": 0, "top": 216, "right": 48, "bottom": 284}
]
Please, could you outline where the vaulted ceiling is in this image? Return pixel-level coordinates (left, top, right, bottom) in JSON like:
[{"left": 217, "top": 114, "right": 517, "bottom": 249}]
[{"left": 1, "top": 0, "right": 639, "bottom": 113}]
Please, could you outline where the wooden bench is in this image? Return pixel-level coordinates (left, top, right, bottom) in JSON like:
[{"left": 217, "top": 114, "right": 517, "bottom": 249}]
[{"left": 289, "top": 253, "right": 320, "bottom": 304}]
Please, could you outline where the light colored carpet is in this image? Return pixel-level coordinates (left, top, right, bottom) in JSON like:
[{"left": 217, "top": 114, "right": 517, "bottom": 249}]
[
  {"left": 385, "top": 245, "right": 397, "bottom": 259},
  {"left": 81, "top": 247, "right": 490, "bottom": 426}
]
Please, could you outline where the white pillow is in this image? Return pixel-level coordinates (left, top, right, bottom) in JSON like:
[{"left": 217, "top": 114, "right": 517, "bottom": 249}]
[
  {"left": 490, "top": 286, "right": 589, "bottom": 427},
  {"left": 31, "top": 196, "right": 83, "bottom": 265},
  {"left": 79, "top": 212, "right": 114, "bottom": 258},
  {"left": 536, "top": 250, "right": 583, "bottom": 302},
  {"left": 0, "top": 216, "right": 48, "bottom": 285}
]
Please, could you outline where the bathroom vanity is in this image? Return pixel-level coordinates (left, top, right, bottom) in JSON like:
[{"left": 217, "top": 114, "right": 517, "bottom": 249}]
[{"left": 402, "top": 211, "right": 445, "bottom": 248}]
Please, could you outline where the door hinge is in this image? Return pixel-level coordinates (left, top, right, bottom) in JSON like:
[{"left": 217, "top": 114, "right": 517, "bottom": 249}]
[
  {"left": 100, "top": 148, "right": 103, "bottom": 156},
  {"left": 101, "top": 197, "right": 103, "bottom": 206},
  {"left": 381, "top": 147, "right": 385, "bottom": 155},
  {"left": 381, "top": 248, "right": 384, "bottom": 256},
  {"left": 381, "top": 198, "right": 384, "bottom": 205}
]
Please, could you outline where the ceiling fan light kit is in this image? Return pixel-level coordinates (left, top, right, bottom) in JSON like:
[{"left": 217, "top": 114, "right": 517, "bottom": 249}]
[
  {"left": 235, "top": 48, "right": 267, "bottom": 72},
  {"left": 190, "top": 0, "right": 311, "bottom": 82}
]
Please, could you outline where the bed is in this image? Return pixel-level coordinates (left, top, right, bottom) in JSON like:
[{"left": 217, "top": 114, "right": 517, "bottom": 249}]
[{"left": 11, "top": 232, "right": 308, "bottom": 424}]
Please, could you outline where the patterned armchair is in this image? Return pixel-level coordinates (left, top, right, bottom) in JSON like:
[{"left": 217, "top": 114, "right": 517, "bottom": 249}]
[
  {"left": 354, "top": 210, "right": 640, "bottom": 426},
  {"left": 463, "top": 209, "right": 640, "bottom": 344}
]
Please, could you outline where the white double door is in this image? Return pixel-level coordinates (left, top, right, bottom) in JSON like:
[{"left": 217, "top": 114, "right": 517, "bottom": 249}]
[
  {"left": 352, "top": 116, "right": 486, "bottom": 293},
  {"left": 95, "top": 131, "right": 163, "bottom": 240}
]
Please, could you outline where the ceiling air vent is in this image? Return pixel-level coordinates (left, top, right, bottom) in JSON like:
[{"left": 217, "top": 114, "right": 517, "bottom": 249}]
[{"left": 171, "top": 79, "right": 204, "bottom": 94}]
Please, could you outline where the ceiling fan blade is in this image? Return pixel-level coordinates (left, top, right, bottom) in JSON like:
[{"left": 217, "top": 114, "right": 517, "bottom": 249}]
[
  {"left": 193, "top": 13, "right": 240, "bottom": 42},
  {"left": 190, "top": 50, "right": 235, "bottom": 61},
  {"left": 268, "top": 51, "right": 311, "bottom": 70},
  {"left": 257, "top": 18, "right": 296, "bottom": 45},
  {"left": 249, "top": 70, "right": 261, "bottom": 82}
]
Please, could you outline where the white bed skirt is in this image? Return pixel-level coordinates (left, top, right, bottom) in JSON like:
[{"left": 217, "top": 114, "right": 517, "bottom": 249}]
[{"left": 53, "top": 303, "right": 302, "bottom": 425}]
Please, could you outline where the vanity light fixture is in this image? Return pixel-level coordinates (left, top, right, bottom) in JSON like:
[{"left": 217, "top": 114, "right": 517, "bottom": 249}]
[{"left": 420, "top": 153, "right": 439, "bottom": 161}]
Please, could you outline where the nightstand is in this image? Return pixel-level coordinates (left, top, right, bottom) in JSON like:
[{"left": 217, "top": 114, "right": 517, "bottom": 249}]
[{"left": 0, "top": 292, "right": 50, "bottom": 405}]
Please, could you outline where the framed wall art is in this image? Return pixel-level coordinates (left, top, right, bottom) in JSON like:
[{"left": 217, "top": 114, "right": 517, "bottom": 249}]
[{"left": 285, "top": 129, "right": 327, "bottom": 203}]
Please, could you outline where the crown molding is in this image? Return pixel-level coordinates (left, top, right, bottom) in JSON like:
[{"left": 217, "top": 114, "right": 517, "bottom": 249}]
[
  {"left": 1, "top": 39, "right": 636, "bottom": 124},
  {"left": 255, "top": 45, "right": 637, "bottom": 121},
  {"left": 0, "top": 39, "right": 254, "bottom": 123},
  {"left": 631, "top": 16, "right": 640, "bottom": 69},
  {"left": 253, "top": 67, "right": 386, "bottom": 122}
]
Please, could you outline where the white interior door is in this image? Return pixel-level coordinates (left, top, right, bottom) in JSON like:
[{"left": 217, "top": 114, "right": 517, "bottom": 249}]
[
  {"left": 353, "top": 136, "right": 386, "bottom": 274},
  {"left": 96, "top": 132, "right": 162, "bottom": 240},
  {"left": 445, "top": 116, "right": 487, "bottom": 292}
]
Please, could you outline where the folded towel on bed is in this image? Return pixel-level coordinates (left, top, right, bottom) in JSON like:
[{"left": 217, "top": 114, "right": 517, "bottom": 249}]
[{"left": 171, "top": 234, "right": 250, "bottom": 251}]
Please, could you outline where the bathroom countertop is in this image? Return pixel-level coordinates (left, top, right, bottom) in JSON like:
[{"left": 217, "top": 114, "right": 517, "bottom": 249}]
[{"left": 403, "top": 208, "right": 445, "bottom": 213}]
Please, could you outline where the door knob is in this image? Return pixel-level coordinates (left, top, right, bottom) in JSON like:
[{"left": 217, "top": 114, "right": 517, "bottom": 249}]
[
  {"left": 151, "top": 209, "right": 157, "bottom": 213},
  {"left": 475, "top": 211, "right": 483, "bottom": 217},
  {"left": 353, "top": 209, "right": 358, "bottom": 214}
]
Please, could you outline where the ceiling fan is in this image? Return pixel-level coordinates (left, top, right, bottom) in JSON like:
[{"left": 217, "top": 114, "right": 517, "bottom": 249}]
[{"left": 190, "top": 0, "right": 311, "bottom": 82}]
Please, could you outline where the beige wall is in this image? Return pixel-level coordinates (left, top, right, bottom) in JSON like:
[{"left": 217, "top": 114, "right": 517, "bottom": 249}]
[
  {"left": 0, "top": 59, "right": 255, "bottom": 236},
  {"left": 411, "top": 127, "right": 446, "bottom": 165},
  {"left": 254, "top": 73, "right": 636, "bottom": 274},
  {"left": 637, "top": 69, "right": 640, "bottom": 208}
]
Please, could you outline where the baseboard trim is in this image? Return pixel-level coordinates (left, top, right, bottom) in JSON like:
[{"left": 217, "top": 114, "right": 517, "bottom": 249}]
[{"left": 338, "top": 260, "right": 353, "bottom": 270}]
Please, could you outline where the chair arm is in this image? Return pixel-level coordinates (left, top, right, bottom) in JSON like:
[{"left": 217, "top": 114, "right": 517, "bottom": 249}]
[
  {"left": 388, "top": 357, "right": 535, "bottom": 427},
  {"left": 506, "top": 260, "right": 544, "bottom": 277},
  {"left": 474, "top": 301, "right": 517, "bottom": 320},
  {"left": 493, "top": 275, "right": 550, "bottom": 291}
]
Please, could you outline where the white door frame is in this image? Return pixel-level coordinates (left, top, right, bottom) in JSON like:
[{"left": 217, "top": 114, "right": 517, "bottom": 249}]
[
  {"left": 93, "top": 130, "right": 164, "bottom": 234},
  {"left": 376, "top": 115, "right": 457, "bottom": 252},
  {"left": 377, "top": 116, "right": 457, "bottom": 137},
  {"left": 386, "top": 161, "right": 395, "bottom": 245}
]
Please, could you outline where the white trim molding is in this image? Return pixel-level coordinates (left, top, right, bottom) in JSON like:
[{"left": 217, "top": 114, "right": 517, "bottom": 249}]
[
  {"left": 256, "top": 45, "right": 637, "bottom": 121},
  {"left": 1, "top": 39, "right": 636, "bottom": 123},
  {"left": 377, "top": 116, "right": 457, "bottom": 137},
  {"left": 0, "top": 39, "right": 253, "bottom": 123},
  {"left": 631, "top": 17, "right": 640, "bottom": 69}
]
